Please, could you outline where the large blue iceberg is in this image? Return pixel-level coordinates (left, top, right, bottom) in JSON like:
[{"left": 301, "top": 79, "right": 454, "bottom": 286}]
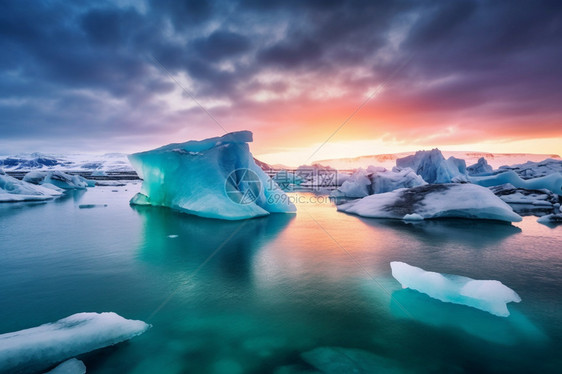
[
  {"left": 391, "top": 262, "right": 521, "bottom": 317},
  {"left": 128, "top": 131, "right": 296, "bottom": 220}
]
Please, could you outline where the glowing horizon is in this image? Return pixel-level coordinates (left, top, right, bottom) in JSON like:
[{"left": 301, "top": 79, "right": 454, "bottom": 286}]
[{"left": 1, "top": 1, "right": 561, "bottom": 164}]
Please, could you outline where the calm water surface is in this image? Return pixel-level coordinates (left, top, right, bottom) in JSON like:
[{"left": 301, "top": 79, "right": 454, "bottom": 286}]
[{"left": 0, "top": 184, "right": 561, "bottom": 373}]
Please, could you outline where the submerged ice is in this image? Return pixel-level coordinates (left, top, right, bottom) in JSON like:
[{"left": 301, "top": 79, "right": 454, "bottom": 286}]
[
  {"left": 0, "top": 312, "right": 149, "bottom": 373},
  {"left": 128, "top": 131, "right": 296, "bottom": 220},
  {"left": 391, "top": 262, "right": 521, "bottom": 317}
]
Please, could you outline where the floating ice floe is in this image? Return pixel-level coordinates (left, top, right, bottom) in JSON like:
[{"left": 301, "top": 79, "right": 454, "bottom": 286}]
[
  {"left": 498, "top": 158, "right": 562, "bottom": 179},
  {"left": 128, "top": 131, "right": 296, "bottom": 220},
  {"left": 396, "top": 149, "right": 468, "bottom": 183},
  {"left": 337, "top": 183, "right": 522, "bottom": 222},
  {"left": 470, "top": 171, "right": 562, "bottom": 196},
  {"left": 390, "top": 262, "right": 521, "bottom": 317},
  {"left": 467, "top": 157, "right": 493, "bottom": 176},
  {"left": 537, "top": 213, "right": 562, "bottom": 225},
  {"left": 487, "top": 183, "right": 560, "bottom": 216},
  {"left": 488, "top": 183, "right": 560, "bottom": 205},
  {"left": 0, "top": 170, "right": 63, "bottom": 202},
  {"left": 0, "top": 312, "right": 150, "bottom": 373},
  {"left": 403, "top": 213, "right": 424, "bottom": 221},
  {"left": 23, "top": 170, "right": 94, "bottom": 189},
  {"left": 44, "top": 358, "right": 86, "bottom": 374}
]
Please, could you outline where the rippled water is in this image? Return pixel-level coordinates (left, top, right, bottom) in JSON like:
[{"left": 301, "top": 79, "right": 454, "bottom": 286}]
[{"left": 0, "top": 184, "right": 561, "bottom": 373}]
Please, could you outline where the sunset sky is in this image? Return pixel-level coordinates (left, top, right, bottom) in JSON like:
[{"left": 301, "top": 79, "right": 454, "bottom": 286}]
[{"left": 1, "top": 0, "right": 561, "bottom": 166}]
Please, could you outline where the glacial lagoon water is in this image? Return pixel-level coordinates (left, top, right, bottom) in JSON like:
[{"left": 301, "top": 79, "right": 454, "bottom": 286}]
[{"left": 0, "top": 184, "right": 561, "bottom": 373}]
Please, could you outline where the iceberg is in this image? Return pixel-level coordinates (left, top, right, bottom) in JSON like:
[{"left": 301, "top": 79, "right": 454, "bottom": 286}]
[
  {"left": 334, "top": 168, "right": 372, "bottom": 198},
  {"left": 396, "top": 149, "right": 468, "bottom": 183},
  {"left": 0, "top": 312, "right": 149, "bottom": 373},
  {"left": 338, "top": 183, "right": 522, "bottom": 222},
  {"left": 470, "top": 171, "right": 562, "bottom": 196},
  {"left": 488, "top": 183, "right": 560, "bottom": 215},
  {"left": 0, "top": 170, "right": 63, "bottom": 202},
  {"left": 44, "top": 358, "right": 86, "bottom": 374},
  {"left": 498, "top": 158, "right": 562, "bottom": 179},
  {"left": 23, "top": 170, "right": 94, "bottom": 189},
  {"left": 467, "top": 157, "right": 493, "bottom": 175},
  {"left": 390, "top": 262, "right": 521, "bottom": 317},
  {"left": 128, "top": 131, "right": 296, "bottom": 220},
  {"left": 332, "top": 166, "right": 426, "bottom": 198}
]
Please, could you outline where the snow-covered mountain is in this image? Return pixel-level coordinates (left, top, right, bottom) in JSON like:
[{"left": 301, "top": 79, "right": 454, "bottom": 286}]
[
  {"left": 0, "top": 153, "right": 133, "bottom": 172},
  {"left": 316, "top": 151, "right": 560, "bottom": 170}
]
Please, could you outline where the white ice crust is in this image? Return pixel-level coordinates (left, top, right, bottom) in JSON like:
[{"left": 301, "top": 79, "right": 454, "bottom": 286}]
[{"left": 391, "top": 262, "right": 521, "bottom": 317}]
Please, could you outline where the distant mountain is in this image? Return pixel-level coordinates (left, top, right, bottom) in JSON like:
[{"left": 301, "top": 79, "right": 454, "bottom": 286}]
[
  {"left": 316, "top": 151, "right": 561, "bottom": 170},
  {"left": 0, "top": 153, "right": 133, "bottom": 172}
]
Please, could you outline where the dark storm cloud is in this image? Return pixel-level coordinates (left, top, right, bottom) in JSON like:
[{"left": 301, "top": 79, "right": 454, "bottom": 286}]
[{"left": 0, "top": 0, "right": 561, "bottom": 153}]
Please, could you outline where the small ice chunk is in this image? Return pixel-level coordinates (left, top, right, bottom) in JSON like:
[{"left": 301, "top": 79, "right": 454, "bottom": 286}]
[
  {"left": 467, "top": 157, "right": 493, "bottom": 176},
  {"left": 537, "top": 213, "right": 562, "bottom": 225},
  {"left": 0, "top": 312, "right": 150, "bottom": 373},
  {"left": 91, "top": 169, "right": 108, "bottom": 177},
  {"left": 390, "top": 262, "right": 521, "bottom": 317},
  {"left": 168, "top": 234, "right": 178, "bottom": 238},
  {"left": 403, "top": 213, "right": 424, "bottom": 221},
  {"left": 44, "top": 358, "right": 86, "bottom": 374}
]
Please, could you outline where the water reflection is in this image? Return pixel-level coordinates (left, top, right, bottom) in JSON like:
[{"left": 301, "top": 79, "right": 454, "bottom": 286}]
[
  {"left": 132, "top": 206, "right": 294, "bottom": 283},
  {"left": 356, "top": 217, "right": 521, "bottom": 248}
]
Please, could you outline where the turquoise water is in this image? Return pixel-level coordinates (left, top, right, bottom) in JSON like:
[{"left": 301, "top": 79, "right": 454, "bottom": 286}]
[{"left": 0, "top": 184, "right": 561, "bottom": 373}]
